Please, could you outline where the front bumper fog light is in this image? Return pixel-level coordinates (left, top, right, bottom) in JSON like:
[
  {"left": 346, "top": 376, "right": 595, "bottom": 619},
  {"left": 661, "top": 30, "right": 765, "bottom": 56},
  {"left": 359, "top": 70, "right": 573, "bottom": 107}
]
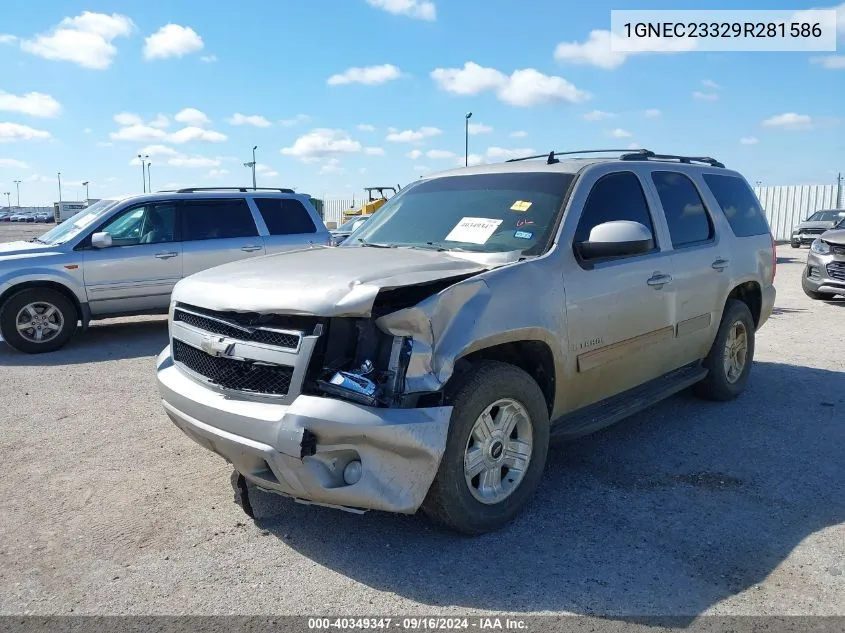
[{"left": 343, "top": 460, "right": 363, "bottom": 485}]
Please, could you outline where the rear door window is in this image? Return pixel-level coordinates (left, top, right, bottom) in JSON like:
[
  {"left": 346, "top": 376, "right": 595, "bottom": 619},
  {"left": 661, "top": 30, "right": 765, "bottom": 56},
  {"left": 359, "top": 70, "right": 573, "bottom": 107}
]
[
  {"left": 702, "top": 174, "right": 771, "bottom": 237},
  {"left": 253, "top": 198, "right": 317, "bottom": 235},
  {"left": 180, "top": 199, "right": 258, "bottom": 241}
]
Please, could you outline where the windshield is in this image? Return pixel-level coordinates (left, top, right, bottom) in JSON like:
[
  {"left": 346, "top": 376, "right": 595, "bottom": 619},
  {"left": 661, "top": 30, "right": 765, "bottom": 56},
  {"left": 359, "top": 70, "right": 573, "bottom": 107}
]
[
  {"left": 337, "top": 217, "right": 369, "bottom": 232},
  {"left": 347, "top": 172, "right": 575, "bottom": 255},
  {"left": 37, "top": 199, "right": 120, "bottom": 245},
  {"left": 807, "top": 210, "right": 843, "bottom": 222}
]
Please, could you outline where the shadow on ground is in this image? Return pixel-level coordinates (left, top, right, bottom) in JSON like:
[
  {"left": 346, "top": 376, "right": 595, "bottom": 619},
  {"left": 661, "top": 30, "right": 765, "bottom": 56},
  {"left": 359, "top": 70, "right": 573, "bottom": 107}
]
[
  {"left": 0, "top": 317, "right": 168, "bottom": 366},
  {"left": 239, "top": 361, "right": 844, "bottom": 618}
]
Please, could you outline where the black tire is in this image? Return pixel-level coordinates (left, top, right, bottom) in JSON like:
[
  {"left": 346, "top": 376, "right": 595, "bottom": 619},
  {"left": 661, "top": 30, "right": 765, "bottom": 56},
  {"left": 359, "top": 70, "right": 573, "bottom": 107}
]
[
  {"left": 0, "top": 287, "right": 77, "bottom": 354},
  {"left": 790, "top": 241, "right": 801, "bottom": 249},
  {"left": 421, "top": 361, "right": 550, "bottom": 535},
  {"left": 694, "top": 300, "right": 755, "bottom": 402},
  {"left": 802, "top": 278, "right": 836, "bottom": 301}
]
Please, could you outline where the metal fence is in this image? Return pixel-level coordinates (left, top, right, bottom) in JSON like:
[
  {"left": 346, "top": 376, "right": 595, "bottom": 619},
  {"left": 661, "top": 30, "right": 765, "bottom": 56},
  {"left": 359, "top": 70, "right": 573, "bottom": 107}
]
[
  {"left": 321, "top": 198, "right": 360, "bottom": 228},
  {"left": 754, "top": 185, "right": 842, "bottom": 241}
]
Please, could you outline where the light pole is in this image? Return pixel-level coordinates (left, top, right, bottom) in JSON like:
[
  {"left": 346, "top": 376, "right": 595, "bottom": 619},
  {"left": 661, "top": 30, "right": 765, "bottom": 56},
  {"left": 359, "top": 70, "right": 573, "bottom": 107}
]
[
  {"left": 146, "top": 160, "right": 152, "bottom": 192},
  {"left": 57, "top": 172, "right": 62, "bottom": 204},
  {"left": 243, "top": 146, "right": 258, "bottom": 190},
  {"left": 3, "top": 192, "right": 10, "bottom": 209},
  {"left": 464, "top": 112, "right": 473, "bottom": 167},
  {"left": 82, "top": 181, "right": 89, "bottom": 202},
  {"left": 13, "top": 180, "right": 21, "bottom": 208},
  {"left": 138, "top": 154, "right": 148, "bottom": 193}
]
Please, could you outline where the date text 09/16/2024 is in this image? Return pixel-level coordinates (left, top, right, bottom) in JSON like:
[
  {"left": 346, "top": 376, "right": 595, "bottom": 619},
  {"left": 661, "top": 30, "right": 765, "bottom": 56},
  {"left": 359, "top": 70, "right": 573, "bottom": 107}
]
[{"left": 307, "top": 617, "right": 528, "bottom": 630}]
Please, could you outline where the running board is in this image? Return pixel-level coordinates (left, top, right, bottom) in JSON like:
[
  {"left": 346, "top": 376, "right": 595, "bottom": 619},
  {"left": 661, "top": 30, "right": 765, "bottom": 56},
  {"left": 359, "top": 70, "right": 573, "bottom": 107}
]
[{"left": 551, "top": 363, "right": 708, "bottom": 440}]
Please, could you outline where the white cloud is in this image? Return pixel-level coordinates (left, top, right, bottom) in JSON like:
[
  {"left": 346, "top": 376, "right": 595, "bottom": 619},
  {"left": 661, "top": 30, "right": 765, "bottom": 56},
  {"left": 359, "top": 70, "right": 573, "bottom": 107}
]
[
  {"left": 554, "top": 29, "right": 696, "bottom": 70},
  {"left": 426, "top": 149, "right": 456, "bottom": 159},
  {"left": 280, "top": 114, "right": 311, "bottom": 127},
  {"left": 701, "top": 79, "right": 721, "bottom": 90},
  {"left": 0, "top": 158, "right": 29, "bottom": 168},
  {"left": 486, "top": 147, "right": 534, "bottom": 160},
  {"left": 740, "top": 137, "right": 760, "bottom": 145},
  {"left": 365, "top": 0, "right": 436, "bottom": 21},
  {"left": 139, "top": 144, "right": 179, "bottom": 157},
  {"left": 364, "top": 147, "right": 386, "bottom": 155},
  {"left": 148, "top": 114, "right": 170, "bottom": 129},
  {"left": 465, "top": 154, "right": 485, "bottom": 166},
  {"left": 761, "top": 113, "right": 813, "bottom": 130},
  {"left": 114, "top": 112, "right": 143, "bottom": 126},
  {"left": 200, "top": 54, "right": 217, "bottom": 63},
  {"left": 207, "top": 168, "right": 228, "bottom": 178},
  {"left": 583, "top": 109, "right": 615, "bottom": 121},
  {"left": 386, "top": 126, "right": 442, "bottom": 143},
  {"left": 0, "top": 35, "right": 17, "bottom": 45},
  {"left": 83, "top": 127, "right": 92, "bottom": 134},
  {"left": 281, "top": 128, "right": 362, "bottom": 159},
  {"left": 0, "top": 91, "right": 62, "bottom": 118},
  {"left": 608, "top": 128, "right": 632, "bottom": 138},
  {"left": 431, "top": 62, "right": 589, "bottom": 106},
  {"left": 110, "top": 125, "right": 168, "bottom": 142},
  {"left": 228, "top": 113, "right": 272, "bottom": 127},
  {"left": 168, "top": 156, "right": 220, "bottom": 168},
  {"left": 168, "top": 126, "right": 227, "bottom": 143},
  {"left": 468, "top": 122, "right": 492, "bottom": 135},
  {"left": 319, "top": 157, "right": 346, "bottom": 175},
  {"left": 693, "top": 91, "right": 719, "bottom": 101},
  {"left": 406, "top": 149, "right": 423, "bottom": 159},
  {"left": 255, "top": 163, "right": 275, "bottom": 173},
  {"left": 0, "top": 122, "right": 52, "bottom": 142},
  {"left": 327, "top": 64, "right": 403, "bottom": 86},
  {"left": 175, "top": 108, "right": 210, "bottom": 127},
  {"left": 644, "top": 108, "right": 661, "bottom": 118},
  {"left": 144, "top": 24, "right": 204, "bottom": 60},
  {"left": 510, "top": 130, "right": 528, "bottom": 138},
  {"left": 810, "top": 55, "right": 845, "bottom": 69},
  {"left": 20, "top": 11, "right": 134, "bottom": 70},
  {"left": 357, "top": 124, "right": 376, "bottom": 132}
]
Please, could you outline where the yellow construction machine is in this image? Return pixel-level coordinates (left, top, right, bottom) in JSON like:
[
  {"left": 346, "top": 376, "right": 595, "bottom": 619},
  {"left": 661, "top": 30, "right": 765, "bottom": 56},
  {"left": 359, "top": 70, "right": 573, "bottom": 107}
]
[{"left": 342, "top": 186, "right": 400, "bottom": 223}]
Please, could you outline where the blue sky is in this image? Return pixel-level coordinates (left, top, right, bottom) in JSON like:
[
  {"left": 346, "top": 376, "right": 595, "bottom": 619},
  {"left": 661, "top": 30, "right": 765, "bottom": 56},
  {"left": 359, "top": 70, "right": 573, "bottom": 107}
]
[{"left": 0, "top": 0, "right": 843, "bottom": 206}]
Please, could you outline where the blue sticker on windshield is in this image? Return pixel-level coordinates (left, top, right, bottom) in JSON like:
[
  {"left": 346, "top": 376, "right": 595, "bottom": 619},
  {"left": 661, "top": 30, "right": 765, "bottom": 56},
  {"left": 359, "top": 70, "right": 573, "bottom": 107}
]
[{"left": 514, "top": 230, "right": 534, "bottom": 240}]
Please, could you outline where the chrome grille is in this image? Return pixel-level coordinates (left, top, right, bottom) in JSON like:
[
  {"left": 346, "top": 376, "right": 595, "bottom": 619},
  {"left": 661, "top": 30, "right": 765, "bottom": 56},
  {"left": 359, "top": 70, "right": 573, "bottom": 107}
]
[
  {"left": 831, "top": 244, "right": 845, "bottom": 256},
  {"left": 172, "top": 339, "right": 294, "bottom": 396},
  {"left": 174, "top": 307, "right": 300, "bottom": 350},
  {"left": 827, "top": 261, "right": 845, "bottom": 281},
  {"left": 803, "top": 228, "right": 826, "bottom": 235}
]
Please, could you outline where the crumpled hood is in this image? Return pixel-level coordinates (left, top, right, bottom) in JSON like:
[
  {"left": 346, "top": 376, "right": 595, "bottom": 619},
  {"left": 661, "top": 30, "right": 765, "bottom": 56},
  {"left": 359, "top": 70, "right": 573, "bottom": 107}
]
[
  {"left": 795, "top": 220, "right": 836, "bottom": 231},
  {"left": 821, "top": 228, "right": 845, "bottom": 246},
  {"left": 0, "top": 240, "right": 55, "bottom": 256},
  {"left": 172, "top": 245, "right": 499, "bottom": 317}
]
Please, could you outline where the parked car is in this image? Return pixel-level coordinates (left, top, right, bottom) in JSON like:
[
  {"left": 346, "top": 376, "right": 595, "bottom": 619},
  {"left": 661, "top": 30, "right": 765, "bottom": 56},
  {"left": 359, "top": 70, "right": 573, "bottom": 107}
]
[
  {"left": 34, "top": 212, "right": 54, "bottom": 223},
  {"left": 0, "top": 187, "right": 331, "bottom": 353},
  {"left": 0, "top": 212, "right": 11, "bottom": 222},
  {"left": 803, "top": 215, "right": 845, "bottom": 300},
  {"left": 330, "top": 215, "right": 370, "bottom": 245},
  {"left": 790, "top": 209, "right": 845, "bottom": 248},
  {"left": 9, "top": 212, "right": 27, "bottom": 222},
  {"left": 156, "top": 149, "right": 777, "bottom": 535}
]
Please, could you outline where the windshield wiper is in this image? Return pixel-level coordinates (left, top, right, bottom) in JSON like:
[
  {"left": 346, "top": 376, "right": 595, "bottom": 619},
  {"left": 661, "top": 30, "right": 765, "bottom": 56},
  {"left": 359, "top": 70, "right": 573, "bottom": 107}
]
[
  {"left": 357, "top": 238, "right": 396, "bottom": 248},
  {"left": 28, "top": 237, "right": 48, "bottom": 244},
  {"left": 417, "top": 242, "right": 474, "bottom": 252}
]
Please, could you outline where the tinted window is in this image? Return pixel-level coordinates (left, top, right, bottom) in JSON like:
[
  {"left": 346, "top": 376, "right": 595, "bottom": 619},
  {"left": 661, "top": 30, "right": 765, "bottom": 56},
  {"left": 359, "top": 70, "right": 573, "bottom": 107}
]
[
  {"left": 254, "top": 198, "right": 317, "bottom": 235},
  {"left": 651, "top": 171, "right": 713, "bottom": 247},
  {"left": 180, "top": 199, "right": 258, "bottom": 241},
  {"left": 574, "top": 172, "right": 656, "bottom": 246},
  {"left": 98, "top": 203, "right": 177, "bottom": 246},
  {"left": 702, "top": 174, "right": 771, "bottom": 237}
]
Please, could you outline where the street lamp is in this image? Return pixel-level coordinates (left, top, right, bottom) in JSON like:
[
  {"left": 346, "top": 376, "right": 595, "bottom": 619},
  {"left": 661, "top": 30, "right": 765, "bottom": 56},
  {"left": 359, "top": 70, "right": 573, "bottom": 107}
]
[
  {"left": 464, "top": 112, "right": 473, "bottom": 167},
  {"left": 138, "top": 154, "right": 149, "bottom": 193},
  {"left": 146, "top": 161, "right": 152, "bottom": 192},
  {"left": 13, "top": 180, "right": 21, "bottom": 208},
  {"left": 82, "top": 181, "right": 89, "bottom": 202},
  {"left": 3, "top": 192, "right": 10, "bottom": 209},
  {"left": 243, "top": 145, "right": 258, "bottom": 190},
  {"left": 57, "top": 172, "right": 62, "bottom": 204}
]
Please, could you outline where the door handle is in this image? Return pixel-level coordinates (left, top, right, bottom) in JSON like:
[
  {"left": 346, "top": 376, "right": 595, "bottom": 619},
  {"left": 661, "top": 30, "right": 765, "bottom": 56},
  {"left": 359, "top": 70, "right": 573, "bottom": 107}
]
[
  {"left": 712, "top": 258, "right": 730, "bottom": 271},
  {"left": 240, "top": 245, "right": 263, "bottom": 252},
  {"left": 154, "top": 251, "right": 178, "bottom": 260},
  {"left": 647, "top": 273, "right": 672, "bottom": 288}
]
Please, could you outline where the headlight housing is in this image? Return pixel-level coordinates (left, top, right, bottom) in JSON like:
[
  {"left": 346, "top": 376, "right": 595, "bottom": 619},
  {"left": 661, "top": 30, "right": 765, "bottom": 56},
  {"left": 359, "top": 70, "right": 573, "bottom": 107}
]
[{"left": 811, "top": 238, "right": 831, "bottom": 255}]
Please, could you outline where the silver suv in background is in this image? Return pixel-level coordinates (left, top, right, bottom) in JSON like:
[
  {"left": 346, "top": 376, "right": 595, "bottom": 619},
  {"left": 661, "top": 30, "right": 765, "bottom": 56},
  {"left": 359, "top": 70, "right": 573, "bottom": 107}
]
[
  {"left": 0, "top": 187, "right": 330, "bottom": 353},
  {"left": 157, "top": 150, "right": 776, "bottom": 535},
  {"left": 790, "top": 209, "right": 845, "bottom": 248}
]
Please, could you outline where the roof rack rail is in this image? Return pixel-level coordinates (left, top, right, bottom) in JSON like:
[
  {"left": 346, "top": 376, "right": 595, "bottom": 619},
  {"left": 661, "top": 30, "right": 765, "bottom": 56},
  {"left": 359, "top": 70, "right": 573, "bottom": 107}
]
[
  {"left": 619, "top": 150, "right": 725, "bottom": 168},
  {"left": 166, "top": 187, "right": 296, "bottom": 194},
  {"left": 506, "top": 149, "right": 650, "bottom": 165}
]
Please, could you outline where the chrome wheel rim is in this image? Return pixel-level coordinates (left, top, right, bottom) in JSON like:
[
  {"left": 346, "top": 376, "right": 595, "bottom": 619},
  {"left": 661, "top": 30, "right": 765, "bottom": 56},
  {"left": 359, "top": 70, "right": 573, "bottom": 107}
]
[
  {"left": 723, "top": 320, "right": 748, "bottom": 384},
  {"left": 15, "top": 302, "right": 64, "bottom": 344},
  {"left": 464, "top": 398, "right": 533, "bottom": 505}
]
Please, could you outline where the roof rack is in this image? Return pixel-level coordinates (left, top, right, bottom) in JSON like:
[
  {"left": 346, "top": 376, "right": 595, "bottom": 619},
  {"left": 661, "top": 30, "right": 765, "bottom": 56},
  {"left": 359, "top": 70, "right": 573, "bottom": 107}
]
[
  {"left": 619, "top": 150, "right": 725, "bottom": 168},
  {"left": 506, "top": 149, "right": 651, "bottom": 165},
  {"left": 159, "top": 187, "right": 296, "bottom": 194}
]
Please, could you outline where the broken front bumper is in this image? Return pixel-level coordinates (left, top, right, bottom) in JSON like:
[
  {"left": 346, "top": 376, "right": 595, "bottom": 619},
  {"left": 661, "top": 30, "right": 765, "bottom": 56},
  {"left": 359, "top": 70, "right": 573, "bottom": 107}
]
[
  {"left": 156, "top": 346, "right": 452, "bottom": 514},
  {"left": 804, "top": 250, "right": 845, "bottom": 297}
]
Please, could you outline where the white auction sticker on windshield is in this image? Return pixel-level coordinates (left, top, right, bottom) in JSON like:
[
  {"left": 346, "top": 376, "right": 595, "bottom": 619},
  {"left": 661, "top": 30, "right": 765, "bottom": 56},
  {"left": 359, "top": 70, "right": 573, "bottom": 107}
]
[{"left": 445, "top": 217, "right": 502, "bottom": 244}]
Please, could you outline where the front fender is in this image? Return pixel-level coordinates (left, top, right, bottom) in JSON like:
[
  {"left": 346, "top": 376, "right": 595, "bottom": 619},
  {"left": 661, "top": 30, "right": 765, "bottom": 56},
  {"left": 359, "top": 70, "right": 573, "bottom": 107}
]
[{"left": 0, "top": 267, "right": 87, "bottom": 305}]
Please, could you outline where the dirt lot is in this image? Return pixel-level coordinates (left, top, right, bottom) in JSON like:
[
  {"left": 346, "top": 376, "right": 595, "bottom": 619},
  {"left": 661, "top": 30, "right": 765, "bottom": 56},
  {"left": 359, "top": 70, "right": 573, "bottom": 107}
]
[{"left": 0, "top": 221, "right": 843, "bottom": 617}]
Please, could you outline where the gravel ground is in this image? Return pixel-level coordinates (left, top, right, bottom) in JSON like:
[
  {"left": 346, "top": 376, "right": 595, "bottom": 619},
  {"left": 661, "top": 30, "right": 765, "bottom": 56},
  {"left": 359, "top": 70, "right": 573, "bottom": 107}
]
[{"left": 0, "top": 222, "right": 843, "bottom": 617}]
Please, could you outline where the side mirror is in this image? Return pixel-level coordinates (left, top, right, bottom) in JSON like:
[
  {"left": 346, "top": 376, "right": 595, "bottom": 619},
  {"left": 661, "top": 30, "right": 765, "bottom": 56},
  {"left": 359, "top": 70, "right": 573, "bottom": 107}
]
[
  {"left": 576, "top": 220, "right": 654, "bottom": 260},
  {"left": 91, "top": 232, "right": 113, "bottom": 249}
]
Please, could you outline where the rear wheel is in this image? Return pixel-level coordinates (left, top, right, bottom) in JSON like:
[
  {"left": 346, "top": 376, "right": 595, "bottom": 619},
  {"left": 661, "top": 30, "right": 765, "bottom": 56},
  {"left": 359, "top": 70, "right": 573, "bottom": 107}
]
[
  {"left": 694, "top": 300, "right": 755, "bottom": 401},
  {"left": 422, "top": 361, "right": 550, "bottom": 535},
  {"left": 0, "top": 288, "right": 77, "bottom": 354}
]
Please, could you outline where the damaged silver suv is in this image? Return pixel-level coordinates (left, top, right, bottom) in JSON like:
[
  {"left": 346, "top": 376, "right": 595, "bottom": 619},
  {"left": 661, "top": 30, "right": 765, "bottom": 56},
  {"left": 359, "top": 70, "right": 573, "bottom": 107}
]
[{"left": 156, "top": 149, "right": 777, "bottom": 534}]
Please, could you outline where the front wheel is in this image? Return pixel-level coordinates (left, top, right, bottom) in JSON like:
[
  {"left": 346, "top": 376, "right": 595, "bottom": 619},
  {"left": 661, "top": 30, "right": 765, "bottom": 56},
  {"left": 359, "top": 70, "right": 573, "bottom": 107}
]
[
  {"left": 422, "top": 361, "right": 550, "bottom": 535},
  {"left": 0, "top": 288, "right": 77, "bottom": 354},
  {"left": 694, "top": 300, "right": 755, "bottom": 401},
  {"left": 791, "top": 240, "right": 801, "bottom": 249}
]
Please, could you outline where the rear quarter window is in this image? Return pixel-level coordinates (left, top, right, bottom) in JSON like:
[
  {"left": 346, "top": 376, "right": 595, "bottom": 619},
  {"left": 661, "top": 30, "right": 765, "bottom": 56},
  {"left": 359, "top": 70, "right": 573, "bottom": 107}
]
[{"left": 702, "top": 174, "right": 771, "bottom": 237}]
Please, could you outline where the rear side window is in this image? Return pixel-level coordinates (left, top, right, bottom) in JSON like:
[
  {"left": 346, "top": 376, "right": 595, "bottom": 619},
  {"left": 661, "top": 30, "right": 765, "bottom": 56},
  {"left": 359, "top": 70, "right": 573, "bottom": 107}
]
[
  {"left": 253, "top": 198, "right": 317, "bottom": 235},
  {"left": 180, "top": 199, "right": 258, "bottom": 241},
  {"left": 651, "top": 171, "right": 713, "bottom": 247},
  {"left": 702, "top": 174, "right": 771, "bottom": 237}
]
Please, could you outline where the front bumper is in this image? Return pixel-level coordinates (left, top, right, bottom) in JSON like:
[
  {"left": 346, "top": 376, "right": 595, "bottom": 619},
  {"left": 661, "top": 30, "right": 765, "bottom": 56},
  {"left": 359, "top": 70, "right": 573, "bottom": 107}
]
[
  {"left": 156, "top": 346, "right": 452, "bottom": 514},
  {"left": 792, "top": 233, "right": 826, "bottom": 245},
  {"left": 803, "top": 251, "right": 845, "bottom": 296}
]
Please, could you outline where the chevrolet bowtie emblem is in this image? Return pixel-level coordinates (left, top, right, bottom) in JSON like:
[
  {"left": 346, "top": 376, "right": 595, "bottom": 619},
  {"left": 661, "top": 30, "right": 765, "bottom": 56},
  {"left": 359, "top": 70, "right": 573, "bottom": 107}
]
[{"left": 200, "top": 336, "right": 236, "bottom": 357}]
